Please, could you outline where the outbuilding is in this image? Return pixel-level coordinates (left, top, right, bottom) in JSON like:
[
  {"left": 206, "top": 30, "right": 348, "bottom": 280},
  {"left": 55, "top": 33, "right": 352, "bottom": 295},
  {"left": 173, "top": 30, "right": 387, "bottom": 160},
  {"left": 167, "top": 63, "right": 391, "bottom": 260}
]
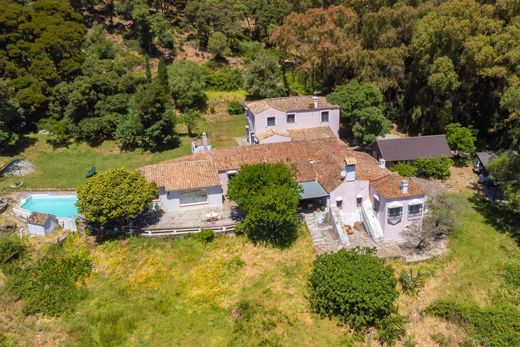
[{"left": 27, "top": 212, "right": 58, "bottom": 236}]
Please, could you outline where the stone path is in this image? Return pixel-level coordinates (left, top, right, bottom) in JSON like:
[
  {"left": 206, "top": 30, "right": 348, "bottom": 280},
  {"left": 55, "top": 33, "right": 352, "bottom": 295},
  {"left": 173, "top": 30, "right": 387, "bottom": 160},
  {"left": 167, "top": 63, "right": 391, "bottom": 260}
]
[{"left": 303, "top": 214, "right": 342, "bottom": 255}]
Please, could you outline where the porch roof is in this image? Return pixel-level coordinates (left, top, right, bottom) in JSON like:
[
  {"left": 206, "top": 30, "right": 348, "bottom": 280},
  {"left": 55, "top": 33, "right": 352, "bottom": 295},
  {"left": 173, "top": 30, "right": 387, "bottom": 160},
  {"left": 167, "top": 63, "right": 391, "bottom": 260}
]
[{"left": 299, "top": 181, "right": 329, "bottom": 200}]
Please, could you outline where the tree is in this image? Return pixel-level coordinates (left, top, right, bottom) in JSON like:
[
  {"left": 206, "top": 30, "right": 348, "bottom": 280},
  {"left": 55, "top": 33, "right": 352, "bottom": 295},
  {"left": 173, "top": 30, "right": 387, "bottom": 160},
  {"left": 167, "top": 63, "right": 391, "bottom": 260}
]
[
  {"left": 245, "top": 51, "right": 286, "bottom": 99},
  {"left": 228, "top": 163, "right": 300, "bottom": 247},
  {"left": 390, "top": 163, "right": 416, "bottom": 177},
  {"left": 184, "top": 0, "right": 244, "bottom": 49},
  {"left": 0, "top": 80, "right": 25, "bottom": 151},
  {"left": 157, "top": 57, "right": 169, "bottom": 90},
  {"left": 244, "top": 0, "right": 293, "bottom": 40},
  {"left": 0, "top": 0, "right": 86, "bottom": 118},
  {"left": 272, "top": 5, "right": 360, "bottom": 92},
  {"left": 401, "top": 194, "right": 457, "bottom": 253},
  {"left": 413, "top": 157, "right": 453, "bottom": 179},
  {"left": 327, "top": 80, "right": 390, "bottom": 145},
  {"left": 168, "top": 60, "right": 207, "bottom": 110},
  {"left": 445, "top": 123, "right": 477, "bottom": 154},
  {"left": 208, "top": 32, "right": 230, "bottom": 59},
  {"left": 76, "top": 168, "right": 158, "bottom": 225},
  {"left": 308, "top": 248, "right": 399, "bottom": 329},
  {"left": 179, "top": 109, "right": 200, "bottom": 136},
  {"left": 487, "top": 152, "right": 520, "bottom": 214}
]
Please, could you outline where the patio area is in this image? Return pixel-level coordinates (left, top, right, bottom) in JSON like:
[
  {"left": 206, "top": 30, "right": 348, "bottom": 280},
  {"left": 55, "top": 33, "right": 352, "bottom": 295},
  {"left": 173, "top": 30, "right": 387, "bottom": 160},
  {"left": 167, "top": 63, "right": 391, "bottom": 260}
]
[{"left": 141, "top": 199, "right": 242, "bottom": 233}]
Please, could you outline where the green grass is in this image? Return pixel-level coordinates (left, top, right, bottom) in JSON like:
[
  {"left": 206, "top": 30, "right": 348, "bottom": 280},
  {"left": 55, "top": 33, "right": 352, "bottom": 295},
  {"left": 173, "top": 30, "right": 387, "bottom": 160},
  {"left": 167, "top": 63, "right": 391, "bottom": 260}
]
[
  {"left": 428, "top": 194, "right": 518, "bottom": 305},
  {"left": 58, "top": 232, "right": 352, "bottom": 346},
  {"left": 0, "top": 115, "right": 246, "bottom": 191}
]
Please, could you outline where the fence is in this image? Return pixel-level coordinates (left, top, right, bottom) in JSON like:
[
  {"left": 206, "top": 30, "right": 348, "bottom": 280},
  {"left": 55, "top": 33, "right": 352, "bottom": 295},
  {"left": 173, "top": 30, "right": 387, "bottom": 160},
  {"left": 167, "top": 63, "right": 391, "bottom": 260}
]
[{"left": 139, "top": 224, "right": 237, "bottom": 237}]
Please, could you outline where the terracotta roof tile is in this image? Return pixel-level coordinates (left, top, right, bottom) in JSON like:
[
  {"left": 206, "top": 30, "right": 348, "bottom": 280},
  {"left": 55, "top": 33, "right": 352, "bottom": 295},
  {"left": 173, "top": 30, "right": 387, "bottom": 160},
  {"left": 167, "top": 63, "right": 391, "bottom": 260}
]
[
  {"left": 256, "top": 129, "right": 290, "bottom": 140},
  {"left": 286, "top": 126, "right": 336, "bottom": 141},
  {"left": 158, "top": 139, "right": 389, "bottom": 193},
  {"left": 27, "top": 212, "right": 50, "bottom": 225},
  {"left": 140, "top": 160, "right": 220, "bottom": 191},
  {"left": 246, "top": 96, "right": 339, "bottom": 114},
  {"left": 370, "top": 175, "right": 424, "bottom": 199}
]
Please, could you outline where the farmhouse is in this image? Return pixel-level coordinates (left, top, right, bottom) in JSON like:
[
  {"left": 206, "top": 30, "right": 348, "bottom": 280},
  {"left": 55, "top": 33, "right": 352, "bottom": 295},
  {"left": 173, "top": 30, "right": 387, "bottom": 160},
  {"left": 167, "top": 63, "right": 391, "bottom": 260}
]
[
  {"left": 140, "top": 137, "right": 425, "bottom": 243},
  {"left": 244, "top": 96, "right": 340, "bottom": 144},
  {"left": 373, "top": 135, "right": 452, "bottom": 167}
]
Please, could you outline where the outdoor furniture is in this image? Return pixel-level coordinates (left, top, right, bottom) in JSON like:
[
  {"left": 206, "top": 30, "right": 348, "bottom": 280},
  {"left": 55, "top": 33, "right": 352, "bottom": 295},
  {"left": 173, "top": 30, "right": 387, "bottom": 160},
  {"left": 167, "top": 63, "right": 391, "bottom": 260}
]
[
  {"left": 85, "top": 167, "right": 97, "bottom": 178},
  {"left": 205, "top": 212, "right": 219, "bottom": 222}
]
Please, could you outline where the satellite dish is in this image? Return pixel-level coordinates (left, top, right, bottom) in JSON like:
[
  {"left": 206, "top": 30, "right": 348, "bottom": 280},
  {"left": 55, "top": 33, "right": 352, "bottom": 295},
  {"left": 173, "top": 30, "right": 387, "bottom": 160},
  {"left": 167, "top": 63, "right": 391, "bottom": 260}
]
[{"left": 340, "top": 170, "right": 347, "bottom": 177}]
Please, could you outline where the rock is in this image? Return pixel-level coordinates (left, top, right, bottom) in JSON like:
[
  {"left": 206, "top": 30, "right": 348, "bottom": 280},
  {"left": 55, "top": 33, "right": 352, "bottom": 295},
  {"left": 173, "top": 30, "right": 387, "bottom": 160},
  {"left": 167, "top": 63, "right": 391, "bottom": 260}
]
[{"left": 0, "top": 159, "right": 35, "bottom": 177}]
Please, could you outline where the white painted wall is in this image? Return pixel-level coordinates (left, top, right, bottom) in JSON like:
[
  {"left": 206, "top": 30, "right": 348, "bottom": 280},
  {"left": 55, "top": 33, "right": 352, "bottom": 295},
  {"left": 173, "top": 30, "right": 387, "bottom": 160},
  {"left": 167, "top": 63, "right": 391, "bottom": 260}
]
[
  {"left": 28, "top": 216, "right": 58, "bottom": 236},
  {"left": 158, "top": 186, "right": 223, "bottom": 212}
]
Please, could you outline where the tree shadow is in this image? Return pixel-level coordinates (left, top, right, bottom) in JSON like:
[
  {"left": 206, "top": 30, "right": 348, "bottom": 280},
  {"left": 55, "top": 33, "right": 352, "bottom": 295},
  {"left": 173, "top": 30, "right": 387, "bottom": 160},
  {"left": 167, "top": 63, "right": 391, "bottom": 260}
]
[
  {"left": 0, "top": 135, "right": 37, "bottom": 156},
  {"left": 468, "top": 193, "right": 520, "bottom": 246}
]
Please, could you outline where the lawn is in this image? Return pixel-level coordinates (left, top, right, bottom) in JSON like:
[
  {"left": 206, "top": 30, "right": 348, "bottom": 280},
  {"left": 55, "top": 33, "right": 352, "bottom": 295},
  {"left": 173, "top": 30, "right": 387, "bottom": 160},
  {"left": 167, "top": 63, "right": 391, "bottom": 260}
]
[
  {"left": 398, "top": 193, "right": 519, "bottom": 345},
  {"left": 0, "top": 115, "right": 245, "bottom": 192}
]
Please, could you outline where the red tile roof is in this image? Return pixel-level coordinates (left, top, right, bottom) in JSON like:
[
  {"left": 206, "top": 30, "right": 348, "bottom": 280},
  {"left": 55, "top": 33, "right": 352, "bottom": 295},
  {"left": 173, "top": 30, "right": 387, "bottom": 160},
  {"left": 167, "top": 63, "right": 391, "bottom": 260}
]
[
  {"left": 27, "top": 212, "right": 51, "bottom": 226},
  {"left": 139, "top": 160, "right": 220, "bottom": 191},
  {"left": 286, "top": 126, "right": 336, "bottom": 141},
  {"left": 141, "top": 139, "right": 425, "bottom": 198},
  {"left": 370, "top": 175, "right": 424, "bottom": 199},
  {"left": 246, "top": 96, "right": 339, "bottom": 114}
]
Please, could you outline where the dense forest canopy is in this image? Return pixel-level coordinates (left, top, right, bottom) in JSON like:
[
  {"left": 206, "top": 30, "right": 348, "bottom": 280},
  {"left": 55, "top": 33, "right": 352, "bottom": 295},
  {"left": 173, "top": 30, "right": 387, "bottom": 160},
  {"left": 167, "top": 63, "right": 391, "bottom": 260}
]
[{"left": 0, "top": 0, "right": 518, "bottom": 153}]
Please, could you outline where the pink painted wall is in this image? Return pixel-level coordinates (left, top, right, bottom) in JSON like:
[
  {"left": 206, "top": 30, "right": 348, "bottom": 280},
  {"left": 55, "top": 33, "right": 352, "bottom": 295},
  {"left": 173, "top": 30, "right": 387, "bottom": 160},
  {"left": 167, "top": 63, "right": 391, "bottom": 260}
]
[
  {"left": 249, "top": 107, "right": 340, "bottom": 138},
  {"left": 369, "top": 186, "right": 425, "bottom": 242},
  {"left": 330, "top": 180, "right": 369, "bottom": 214}
]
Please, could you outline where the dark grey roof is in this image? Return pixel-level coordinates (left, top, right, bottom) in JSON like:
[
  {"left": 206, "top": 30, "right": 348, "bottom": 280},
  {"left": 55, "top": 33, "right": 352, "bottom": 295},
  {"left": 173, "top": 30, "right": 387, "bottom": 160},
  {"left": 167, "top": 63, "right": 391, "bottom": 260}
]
[
  {"left": 299, "top": 181, "right": 329, "bottom": 200},
  {"left": 475, "top": 151, "right": 496, "bottom": 168},
  {"left": 376, "top": 135, "right": 452, "bottom": 162}
]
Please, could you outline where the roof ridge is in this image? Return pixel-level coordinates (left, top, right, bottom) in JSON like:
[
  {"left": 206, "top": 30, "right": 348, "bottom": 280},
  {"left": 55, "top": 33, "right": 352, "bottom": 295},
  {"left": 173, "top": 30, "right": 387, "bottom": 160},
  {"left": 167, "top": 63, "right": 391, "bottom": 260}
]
[{"left": 377, "top": 134, "right": 446, "bottom": 142}]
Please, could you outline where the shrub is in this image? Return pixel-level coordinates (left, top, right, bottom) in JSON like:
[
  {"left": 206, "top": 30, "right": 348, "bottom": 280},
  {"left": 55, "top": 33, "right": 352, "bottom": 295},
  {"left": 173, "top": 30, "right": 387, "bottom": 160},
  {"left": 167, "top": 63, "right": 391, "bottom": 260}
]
[
  {"left": 390, "top": 163, "right": 416, "bottom": 177},
  {"left": 203, "top": 67, "right": 244, "bottom": 91},
  {"left": 230, "top": 300, "right": 292, "bottom": 346},
  {"left": 425, "top": 301, "right": 520, "bottom": 346},
  {"left": 6, "top": 251, "right": 92, "bottom": 316},
  {"left": 399, "top": 269, "right": 426, "bottom": 296},
  {"left": 377, "top": 314, "right": 408, "bottom": 346},
  {"left": 308, "top": 248, "right": 399, "bottom": 329},
  {"left": 198, "top": 229, "right": 214, "bottom": 243},
  {"left": 0, "top": 235, "right": 27, "bottom": 267},
  {"left": 227, "top": 100, "right": 243, "bottom": 115},
  {"left": 413, "top": 156, "right": 453, "bottom": 179}
]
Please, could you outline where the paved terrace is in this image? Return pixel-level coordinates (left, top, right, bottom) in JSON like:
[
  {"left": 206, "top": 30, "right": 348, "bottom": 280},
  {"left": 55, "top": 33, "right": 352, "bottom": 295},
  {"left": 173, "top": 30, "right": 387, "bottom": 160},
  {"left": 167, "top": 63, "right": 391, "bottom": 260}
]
[{"left": 141, "top": 200, "right": 241, "bottom": 232}]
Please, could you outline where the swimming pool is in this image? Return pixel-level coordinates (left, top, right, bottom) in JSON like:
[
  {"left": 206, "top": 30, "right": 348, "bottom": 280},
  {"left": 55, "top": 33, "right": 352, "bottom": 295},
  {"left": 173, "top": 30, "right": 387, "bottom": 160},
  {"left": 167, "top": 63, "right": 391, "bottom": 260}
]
[{"left": 20, "top": 194, "right": 79, "bottom": 218}]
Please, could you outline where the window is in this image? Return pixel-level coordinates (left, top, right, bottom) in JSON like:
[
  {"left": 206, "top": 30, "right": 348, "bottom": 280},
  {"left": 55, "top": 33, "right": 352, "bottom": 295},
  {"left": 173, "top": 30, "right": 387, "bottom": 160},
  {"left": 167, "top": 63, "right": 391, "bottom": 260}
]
[
  {"left": 408, "top": 204, "right": 423, "bottom": 216},
  {"left": 321, "top": 111, "right": 329, "bottom": 123},
  {"left": 179, "top": 190, "right": 208, "bottom": 205},
  {"left": 287, "top": 113, "right": 295, "bottom": 123},
  {"left": 388, "top": 207, "right": 402, "bottom": 217},
  {"left": 373, "top": 197, "right": 380, "bottom": 211},
  {"left": 267, "top": 117, "right": 276, "bottom": 126}
]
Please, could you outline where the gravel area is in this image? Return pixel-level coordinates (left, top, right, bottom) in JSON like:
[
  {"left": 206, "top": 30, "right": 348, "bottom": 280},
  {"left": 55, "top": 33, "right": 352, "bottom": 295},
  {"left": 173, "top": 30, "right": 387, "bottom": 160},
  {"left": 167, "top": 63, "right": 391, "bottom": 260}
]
[{"left": 0, "top": 159, "right": 35, "bottom": 177}]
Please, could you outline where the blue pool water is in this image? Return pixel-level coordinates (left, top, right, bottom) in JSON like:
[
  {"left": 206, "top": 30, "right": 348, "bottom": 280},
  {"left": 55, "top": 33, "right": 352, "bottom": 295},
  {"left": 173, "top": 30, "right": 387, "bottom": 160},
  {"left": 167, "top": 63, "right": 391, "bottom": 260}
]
[{"left": 21, "top": 195, "right": 79, "bottom": 218}]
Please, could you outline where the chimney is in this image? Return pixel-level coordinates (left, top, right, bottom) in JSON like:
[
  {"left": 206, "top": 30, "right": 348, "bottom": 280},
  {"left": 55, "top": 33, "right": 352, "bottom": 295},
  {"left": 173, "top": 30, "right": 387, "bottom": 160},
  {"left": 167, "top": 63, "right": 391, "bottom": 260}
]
[
  {"left": 312, "top": 96, "right": 318, "bottom": 109},
  {"left": 400, "top": 180, "right": 409, "bottom": 194},
  {"left": 202, "top": 132, "right": 208, "bottom": 147},
  {"left": 344, "top": 157, "right": 356, "bottom": 182},
  {"left": 379, "top": 159, "right": 386, "bottom": 168}
]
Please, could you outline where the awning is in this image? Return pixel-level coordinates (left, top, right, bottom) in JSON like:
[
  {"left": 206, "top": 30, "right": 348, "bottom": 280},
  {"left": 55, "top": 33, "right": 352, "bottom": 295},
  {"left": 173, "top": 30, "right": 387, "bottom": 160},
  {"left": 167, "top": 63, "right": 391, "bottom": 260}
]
[{"left": 299, "top": 181, "right": 329, "bottom": 200}]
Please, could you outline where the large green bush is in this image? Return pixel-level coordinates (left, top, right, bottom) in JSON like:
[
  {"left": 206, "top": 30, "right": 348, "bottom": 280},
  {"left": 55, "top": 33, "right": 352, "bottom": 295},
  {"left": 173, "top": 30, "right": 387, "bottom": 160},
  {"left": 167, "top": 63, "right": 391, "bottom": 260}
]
[
  {"left": 390, "top": 163, "right": 416, "bottom": 177},
  {"left": 425, "top": 301, "right": 520, "bottom": 346},
  {"left": 7, "top": 250, "right": 92, "bottom": 316},
  {"left": 308, "top": 248, "right": 399, "bottom": 329},
  {"left": 228, "top": 163, "right": 300, "bottom": 247},
  {"left": 413, "top": 156, "right": 453, "bottom": 179},
  {"left": 227, "top": 100, "right": 243, "bottom": 115},
  {"left": 0, "top": 235, "right": 27, "bottom": 267}
]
